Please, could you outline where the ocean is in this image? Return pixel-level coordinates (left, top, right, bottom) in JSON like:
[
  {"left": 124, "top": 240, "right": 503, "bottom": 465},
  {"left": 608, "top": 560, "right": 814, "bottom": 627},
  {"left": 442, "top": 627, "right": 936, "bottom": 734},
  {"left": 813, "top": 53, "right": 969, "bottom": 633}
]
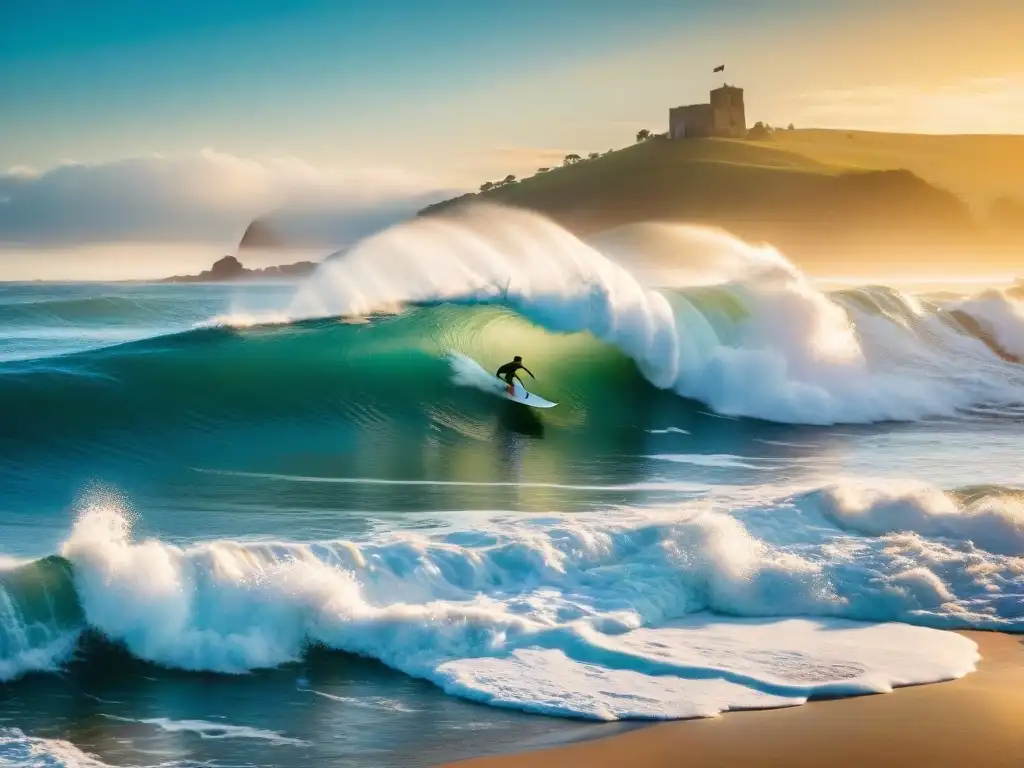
[{"left": 1, "top": 208, "right": 1022, "bottom": 767}]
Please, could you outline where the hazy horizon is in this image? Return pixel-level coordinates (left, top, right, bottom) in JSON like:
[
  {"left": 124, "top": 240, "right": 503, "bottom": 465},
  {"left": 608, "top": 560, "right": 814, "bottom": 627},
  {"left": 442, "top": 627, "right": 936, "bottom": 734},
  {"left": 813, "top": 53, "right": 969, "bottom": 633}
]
[{"left": 1, "top": 238, "right": 1020, "bottom": 290}]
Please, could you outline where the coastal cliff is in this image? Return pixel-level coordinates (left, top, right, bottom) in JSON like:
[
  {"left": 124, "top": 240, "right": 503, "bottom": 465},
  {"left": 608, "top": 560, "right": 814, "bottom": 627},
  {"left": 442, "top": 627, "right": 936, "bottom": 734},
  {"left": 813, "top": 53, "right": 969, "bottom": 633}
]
[{"left": 160, "top": 255, "right": 317, "bottom": 283}]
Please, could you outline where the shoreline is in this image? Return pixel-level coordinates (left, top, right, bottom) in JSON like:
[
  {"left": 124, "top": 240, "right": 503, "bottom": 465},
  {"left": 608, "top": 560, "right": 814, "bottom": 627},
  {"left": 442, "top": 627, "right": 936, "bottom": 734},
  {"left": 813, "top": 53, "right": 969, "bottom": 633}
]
[{"left": 447, "top": 631, "right": 1023, "bottom": 768}]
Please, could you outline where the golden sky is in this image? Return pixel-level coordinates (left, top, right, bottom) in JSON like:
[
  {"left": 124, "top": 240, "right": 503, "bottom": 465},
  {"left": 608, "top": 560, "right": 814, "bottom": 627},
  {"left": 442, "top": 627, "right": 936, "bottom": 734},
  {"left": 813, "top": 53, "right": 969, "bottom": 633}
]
[
  {"left": 2, "top": 0, "right": 1023, "bottom": 280},
  {"left": 4, "top": 0, "right": 1023, "bottom": 184}
]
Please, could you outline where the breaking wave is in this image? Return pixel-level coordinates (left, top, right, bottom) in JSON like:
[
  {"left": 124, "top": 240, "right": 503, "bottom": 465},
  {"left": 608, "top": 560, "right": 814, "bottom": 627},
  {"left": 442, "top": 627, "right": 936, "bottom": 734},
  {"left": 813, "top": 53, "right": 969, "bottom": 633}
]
[
  {"left": 0, "top": 479, "right": 1018, "bottom": 720},
  {"left": 1, "top": 206, "right": 1022, "bottom": 458},
  {"left": 278, "top": 205, "right": 1024, "bottom": 424}
]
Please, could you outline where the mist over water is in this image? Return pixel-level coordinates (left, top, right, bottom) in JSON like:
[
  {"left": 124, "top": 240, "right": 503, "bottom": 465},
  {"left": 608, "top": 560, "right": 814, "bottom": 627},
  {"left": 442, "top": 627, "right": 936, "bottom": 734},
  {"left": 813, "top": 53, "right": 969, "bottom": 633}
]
[{"left": 0, "top": 206, "right": 1021, "bottom": 767}]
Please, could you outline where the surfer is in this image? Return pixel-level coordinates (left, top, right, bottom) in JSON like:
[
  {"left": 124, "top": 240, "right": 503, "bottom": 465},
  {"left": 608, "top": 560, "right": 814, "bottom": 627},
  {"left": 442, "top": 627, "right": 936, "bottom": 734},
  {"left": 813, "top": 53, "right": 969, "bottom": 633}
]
[{"left": 496, "top": 356, "right": 535, "bottom": 396}]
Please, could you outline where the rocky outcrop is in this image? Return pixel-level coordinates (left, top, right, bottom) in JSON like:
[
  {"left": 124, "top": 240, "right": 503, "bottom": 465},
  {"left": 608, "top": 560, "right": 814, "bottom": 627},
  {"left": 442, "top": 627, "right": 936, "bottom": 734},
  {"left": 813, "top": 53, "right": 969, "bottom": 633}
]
[{"left": 161, "top": 255, "right": 317, "bottom": 282}]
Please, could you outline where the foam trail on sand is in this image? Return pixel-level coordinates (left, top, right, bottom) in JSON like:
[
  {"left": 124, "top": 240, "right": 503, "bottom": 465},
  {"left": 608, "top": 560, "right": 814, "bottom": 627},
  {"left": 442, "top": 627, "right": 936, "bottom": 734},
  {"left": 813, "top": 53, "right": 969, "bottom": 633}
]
[
  {"left": 435, "top": 618, "right": 978, "bottom": 719},
  {"left": 282, "top": 205, "right": 1024, "bottom": 425}
]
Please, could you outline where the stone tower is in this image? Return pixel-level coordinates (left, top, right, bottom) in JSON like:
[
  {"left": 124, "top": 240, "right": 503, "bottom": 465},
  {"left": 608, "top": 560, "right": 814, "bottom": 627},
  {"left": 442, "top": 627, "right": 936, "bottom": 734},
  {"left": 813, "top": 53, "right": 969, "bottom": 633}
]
[
  {"left": 669, "top": 84, "right": 747, "bottom": 139},
  {"left": 709, "top": 85, "right": 746, "bottom": 138}
]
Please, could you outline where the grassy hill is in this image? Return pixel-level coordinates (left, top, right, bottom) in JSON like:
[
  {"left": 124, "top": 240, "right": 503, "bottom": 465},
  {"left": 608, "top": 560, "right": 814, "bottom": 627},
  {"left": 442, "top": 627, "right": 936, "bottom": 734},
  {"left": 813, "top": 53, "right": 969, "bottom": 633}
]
[
  {"left": 769, "top": 130, "right": 1024, "bottom": 208},
  {"left": 419, "top": 130, "right": 1024, "bottom": 275}
]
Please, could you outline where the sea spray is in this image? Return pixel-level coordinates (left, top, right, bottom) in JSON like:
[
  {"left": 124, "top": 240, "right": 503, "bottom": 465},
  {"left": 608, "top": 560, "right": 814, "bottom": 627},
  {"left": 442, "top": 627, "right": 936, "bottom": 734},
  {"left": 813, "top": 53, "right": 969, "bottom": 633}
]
[
  {"left": 448, "top": 351, "right": 502, "bottom": 395},
  {"left": 951, "top": 289, "right": 1024, "bottom": 359}
]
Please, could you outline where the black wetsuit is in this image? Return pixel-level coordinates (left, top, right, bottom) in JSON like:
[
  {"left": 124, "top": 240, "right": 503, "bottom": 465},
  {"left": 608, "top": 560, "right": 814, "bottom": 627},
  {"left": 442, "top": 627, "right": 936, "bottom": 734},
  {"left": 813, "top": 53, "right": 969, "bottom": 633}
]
[{"left": 496, "top": 361, "right": 534, "bottom": 386}]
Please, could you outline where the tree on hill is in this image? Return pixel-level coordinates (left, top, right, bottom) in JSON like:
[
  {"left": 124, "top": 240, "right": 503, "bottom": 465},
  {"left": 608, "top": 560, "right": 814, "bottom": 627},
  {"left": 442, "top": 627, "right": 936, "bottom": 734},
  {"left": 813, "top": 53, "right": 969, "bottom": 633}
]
[
  {"left": 747, "top": 121, "right": 773, "bottom": 140},
  {"left": 502, "top": 174, "right": 517, "bottom": 185},
  {"left": 537, "top": 167, "right": 550, "bottom": 173},
  {"left": 587, "top": 152, "right": 600, "bottom": 161},
  {"left": 563, "top": 153, "right": 582, "bottom": 166},
  {"left": 480, "top": 181, "right": 495, "bottom": 192},
  {"left": 635, "top": 129, "right": 652, "bottom": 142}
]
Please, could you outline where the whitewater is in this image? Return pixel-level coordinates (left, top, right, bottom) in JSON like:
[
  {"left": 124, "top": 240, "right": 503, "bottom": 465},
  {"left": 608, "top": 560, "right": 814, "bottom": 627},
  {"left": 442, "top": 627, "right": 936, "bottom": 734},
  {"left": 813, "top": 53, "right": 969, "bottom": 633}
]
[
  {"left": 277, "top": 204, "right": 1024, "bottom": 425},
  {"left": 5, "top": 479, "right": 1020, "bottom": 717},
  {"left": 0, "top": 205, "right": 1022, "bottom": 767}
]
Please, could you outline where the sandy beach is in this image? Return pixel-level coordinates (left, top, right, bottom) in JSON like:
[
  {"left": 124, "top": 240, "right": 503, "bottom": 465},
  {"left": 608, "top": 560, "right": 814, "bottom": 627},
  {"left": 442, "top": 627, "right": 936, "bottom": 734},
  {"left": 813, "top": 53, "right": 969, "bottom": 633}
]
[{"left": 448, "top": 631, "right": 1023, "bottom": 768}]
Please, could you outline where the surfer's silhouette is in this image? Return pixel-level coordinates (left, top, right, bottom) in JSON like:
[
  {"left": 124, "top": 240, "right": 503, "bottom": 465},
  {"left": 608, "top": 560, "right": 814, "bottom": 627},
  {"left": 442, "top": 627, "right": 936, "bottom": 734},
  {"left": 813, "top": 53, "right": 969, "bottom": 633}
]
[{"left": 496, "top": 356, "right": 534, "bottom": 396}]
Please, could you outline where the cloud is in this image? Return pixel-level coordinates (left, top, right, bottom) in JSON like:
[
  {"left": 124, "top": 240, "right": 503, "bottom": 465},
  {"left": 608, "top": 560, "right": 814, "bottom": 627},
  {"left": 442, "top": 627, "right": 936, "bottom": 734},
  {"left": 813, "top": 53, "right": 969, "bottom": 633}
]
[
  {"left": 792, "top": 74, "right": 1024, "bottom": 134},
  {"left": 0, "top": 150, "right": 452, "bottom": 247},
  {"left": 5, "top": 165, "right": 37, "bottom": 178}
]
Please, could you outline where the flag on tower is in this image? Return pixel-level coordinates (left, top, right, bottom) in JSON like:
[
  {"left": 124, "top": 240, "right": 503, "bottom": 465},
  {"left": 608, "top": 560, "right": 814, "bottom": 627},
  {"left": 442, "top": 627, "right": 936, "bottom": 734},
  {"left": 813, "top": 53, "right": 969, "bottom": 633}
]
[{"left": 713, "top": 64, "right": 725, "bottom": 72}]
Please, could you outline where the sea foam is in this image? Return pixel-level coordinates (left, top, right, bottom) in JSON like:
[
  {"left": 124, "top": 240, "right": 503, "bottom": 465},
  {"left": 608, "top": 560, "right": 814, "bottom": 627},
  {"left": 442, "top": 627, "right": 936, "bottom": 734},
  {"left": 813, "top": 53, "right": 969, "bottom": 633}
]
[
  {"left": 0, "top": 728, "right": 110, "bottom": 768},
  {"left": 43, "top": 480, "right": 1012, "bottom": 721}
]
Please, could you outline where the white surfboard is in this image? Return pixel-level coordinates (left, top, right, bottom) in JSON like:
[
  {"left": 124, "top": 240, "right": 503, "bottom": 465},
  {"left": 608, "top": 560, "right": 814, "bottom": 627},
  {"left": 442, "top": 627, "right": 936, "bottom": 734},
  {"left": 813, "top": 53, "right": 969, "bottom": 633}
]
[{"left": 495, "top": 378, "right": 558, "bottom": 408}]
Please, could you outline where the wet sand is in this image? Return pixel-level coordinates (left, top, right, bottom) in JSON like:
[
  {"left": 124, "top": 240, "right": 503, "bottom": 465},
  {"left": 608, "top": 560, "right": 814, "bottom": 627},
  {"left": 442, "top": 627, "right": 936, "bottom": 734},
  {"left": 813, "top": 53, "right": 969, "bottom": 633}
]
[{"left": 447, "top": 631, "right": 1023, "bottom": 768}]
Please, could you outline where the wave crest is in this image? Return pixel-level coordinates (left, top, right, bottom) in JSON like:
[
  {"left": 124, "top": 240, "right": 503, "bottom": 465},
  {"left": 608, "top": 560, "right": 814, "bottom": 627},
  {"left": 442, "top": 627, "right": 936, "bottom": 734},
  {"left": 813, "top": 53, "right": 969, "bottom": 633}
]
[
  {"left": 280, "top": 204, "right": 1024, "bottom": 424},
  {"left": 813, "top": 481, "right": 1024, "bottom": 556}
]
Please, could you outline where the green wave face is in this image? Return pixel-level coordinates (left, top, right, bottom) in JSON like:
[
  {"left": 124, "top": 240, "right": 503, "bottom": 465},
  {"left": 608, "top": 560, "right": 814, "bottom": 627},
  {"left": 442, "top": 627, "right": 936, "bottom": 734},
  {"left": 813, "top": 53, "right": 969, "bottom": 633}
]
[
  {"left": 2, "top": 277, "right": 1019, "bottom": 460},
  {"left": 0, "top": 303, "right": 681, "bottom": 459}
]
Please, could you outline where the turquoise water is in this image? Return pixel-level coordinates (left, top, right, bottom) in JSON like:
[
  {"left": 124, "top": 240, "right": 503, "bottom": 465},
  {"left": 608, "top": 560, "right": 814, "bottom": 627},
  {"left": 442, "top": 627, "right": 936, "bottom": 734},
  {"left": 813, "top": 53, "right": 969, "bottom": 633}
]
[{"left": 0, "top": 216, "right": 1022, "bottom": 767}]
